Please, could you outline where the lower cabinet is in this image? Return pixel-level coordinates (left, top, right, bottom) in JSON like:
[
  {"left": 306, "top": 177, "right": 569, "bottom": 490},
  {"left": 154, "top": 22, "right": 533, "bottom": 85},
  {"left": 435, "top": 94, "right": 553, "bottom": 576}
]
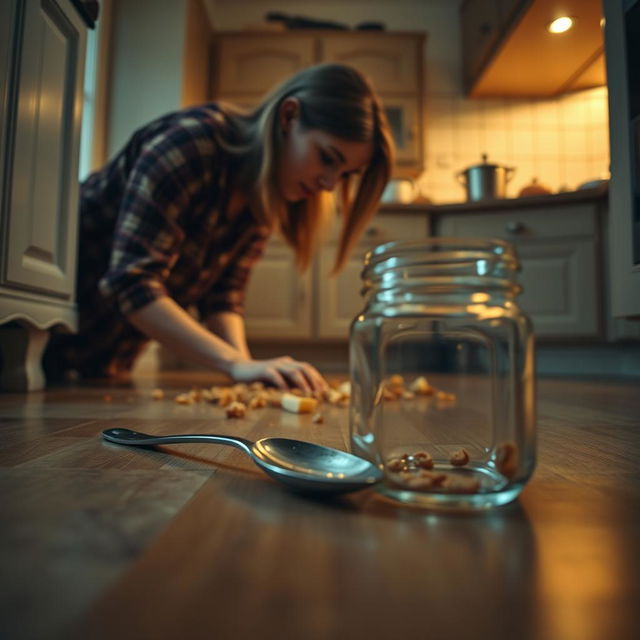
[
  {"left": 435, "top": 201, "right": 603, "bottom": 339},
  {"left": 244, "top": 211, "right": 429, "bottom": 341},
  {"left": 0, "top": 0, "right": 87, "bottom": 390}
]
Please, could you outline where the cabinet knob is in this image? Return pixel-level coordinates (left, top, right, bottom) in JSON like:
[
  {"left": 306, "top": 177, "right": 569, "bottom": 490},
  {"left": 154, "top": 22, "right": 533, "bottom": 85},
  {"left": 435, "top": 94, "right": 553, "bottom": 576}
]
[
  {"left": 366, "top": 226, "right": 380, "bottom": 237},
  {"left": 506, "top": 221, "right": 526, "bottom": 234}
]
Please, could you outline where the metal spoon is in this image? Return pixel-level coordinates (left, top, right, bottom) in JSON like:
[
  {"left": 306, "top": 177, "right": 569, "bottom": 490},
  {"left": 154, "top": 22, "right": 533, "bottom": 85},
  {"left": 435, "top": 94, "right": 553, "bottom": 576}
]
[{"left": 102, "top": 428, "right": 383, "bottom": 496}]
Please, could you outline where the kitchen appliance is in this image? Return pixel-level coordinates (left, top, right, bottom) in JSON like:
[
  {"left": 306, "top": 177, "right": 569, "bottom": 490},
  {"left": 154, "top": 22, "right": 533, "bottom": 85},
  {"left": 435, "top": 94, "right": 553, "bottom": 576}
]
[
  {"left": 381, "top": 177, "right": 417, "bottom": 204},
  {"left": 456, "top": 154, "right": 515, "bottom": 201}
]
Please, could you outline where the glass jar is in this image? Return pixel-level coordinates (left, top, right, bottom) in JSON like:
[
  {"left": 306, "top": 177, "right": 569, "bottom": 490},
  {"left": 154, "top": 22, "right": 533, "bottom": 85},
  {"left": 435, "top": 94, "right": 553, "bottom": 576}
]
[{"left": 349, "top": 238, "right": 536, "bottom": 510}]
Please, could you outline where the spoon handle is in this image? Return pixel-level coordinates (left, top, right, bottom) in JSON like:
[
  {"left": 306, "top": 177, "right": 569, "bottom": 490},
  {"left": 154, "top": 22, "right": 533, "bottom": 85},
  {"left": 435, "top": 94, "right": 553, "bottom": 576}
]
[{"left": 102, "top": 428, "right": 254, "bottom": 456}]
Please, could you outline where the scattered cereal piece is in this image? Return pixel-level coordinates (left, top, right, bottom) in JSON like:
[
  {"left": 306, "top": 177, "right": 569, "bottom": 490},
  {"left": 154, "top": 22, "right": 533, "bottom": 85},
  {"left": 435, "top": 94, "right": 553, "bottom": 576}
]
[
  {"left": 441, "top": 474, "right": 481, "bottom": 494},
  {"left": 248, "top": 395, "right": 267, "bottom": 409},
  {"left": 324, "top": 389, "right": 343, "bottom": 405},
  {"left": 406, "top": 470, "right": 447, "bottom": 490},
  {"left": 267, "top": 390, "right": 283, "bottom": 407},
  {"left": 311, "top": 412, "right": 324, "bottom": 424},
  {"left": 150, "top": 388, "right": 165, "bottom": 400},
  {"left": 409, "top": 376, "right": 434, "bottom": 396},
  {"left": 436, "top": 391, "right": 456, "bottom": 402},
  {"left": 281, "top": 393, "right": 318, "bottom": 414},
  {"left": 338, "top": 381, "right": 351, "bottom": 397},
  {"left": 225, "top": 401, "right": 247, "bottom": 418},
  {"left": 249, "top": 382, "right": 265, "bottom": 391},
  {"left": 414, "top": 451, "right": 434, "bottom": 469},
  {"left": 174, "top": 393, "right": 194, "bottom": 405},
  {"left": 386, "top": 457, "right": 406, "bottom": 472},
  {"left": 495, "top": 442, "right": 519, "bottom": 479},
  {"left": 402, "top": 390, "right": 415, "bottom": 400},
  {"left": 449, "top": 448, "right": 470, "bottom": 466},
  {"left": 389, "top": 374, "right": 404, "bottom": 387},
  {"left": 382, "top": 387, "right": 397, "bottom": 401}
]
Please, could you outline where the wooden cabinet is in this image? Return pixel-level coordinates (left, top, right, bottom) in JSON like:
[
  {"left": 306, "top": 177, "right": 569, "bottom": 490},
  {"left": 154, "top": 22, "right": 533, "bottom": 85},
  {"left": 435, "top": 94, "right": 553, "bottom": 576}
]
[
  {"left": 211, "top": 31, "right": 425, "bottom": 172},
  {"left": 212, "top": 34, "right": 315, "bottom": 97},
  {"left": 435, "top": 202, "right": 603, "bottom": 339},
  {"left": 461, "top": 0, "right": 606, "bottom": 97},
  {"left": 0, "top": 0, "right": 87, "bottom": 390},
  {"left": 244, "top": 211, "right": 429, "bottom": 341}
]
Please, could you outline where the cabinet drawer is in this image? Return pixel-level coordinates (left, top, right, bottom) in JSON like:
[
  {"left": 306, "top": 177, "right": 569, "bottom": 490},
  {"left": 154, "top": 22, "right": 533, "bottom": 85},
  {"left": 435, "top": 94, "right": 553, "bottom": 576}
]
[{"left": 437, "top": 204, "right": 597, "bottom": 240}]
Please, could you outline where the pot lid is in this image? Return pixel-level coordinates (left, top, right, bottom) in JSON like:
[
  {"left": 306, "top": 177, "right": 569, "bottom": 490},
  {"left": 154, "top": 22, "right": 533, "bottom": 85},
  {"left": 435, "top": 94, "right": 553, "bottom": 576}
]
[{"left": 463, "top": 153, "right": 509, "bottom": 171}]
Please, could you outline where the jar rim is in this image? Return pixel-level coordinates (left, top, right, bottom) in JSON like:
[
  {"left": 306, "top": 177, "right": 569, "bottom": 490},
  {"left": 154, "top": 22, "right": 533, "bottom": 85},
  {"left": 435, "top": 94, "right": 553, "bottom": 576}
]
[{"left": 365, "top": 237, "right": 519, "bottom": 268}]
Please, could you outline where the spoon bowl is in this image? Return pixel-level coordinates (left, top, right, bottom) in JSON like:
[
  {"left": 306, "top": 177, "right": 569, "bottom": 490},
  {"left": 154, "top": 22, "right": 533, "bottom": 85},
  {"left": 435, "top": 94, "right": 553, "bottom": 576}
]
[{"left": 102, "top": 428, "right": 383, "bottom": 495}]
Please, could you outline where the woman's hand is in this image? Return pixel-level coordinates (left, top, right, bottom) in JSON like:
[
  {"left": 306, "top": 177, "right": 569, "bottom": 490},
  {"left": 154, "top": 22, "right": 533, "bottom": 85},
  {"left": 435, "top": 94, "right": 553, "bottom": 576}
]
[{"left": 228, "top": 356, "right": 327, "bottom": 393}]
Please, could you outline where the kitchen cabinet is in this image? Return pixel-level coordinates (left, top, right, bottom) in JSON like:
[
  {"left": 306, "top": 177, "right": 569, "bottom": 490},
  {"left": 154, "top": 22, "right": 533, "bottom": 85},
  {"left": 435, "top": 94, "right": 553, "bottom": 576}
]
[
  {"left": 461, "top": 0, "right": 606, "bottom": 97},
  {"left": 244, "top": 211, "right": 429, "bottom": 341},
  {"left": 211, "top": 31, "right": 425, "bottom": 171},
  {"left": 435, "top": 201, "right": 603, "bottom": 339},
  {"left": 0, "top": 0, "right": 88, "bottom": 390}
]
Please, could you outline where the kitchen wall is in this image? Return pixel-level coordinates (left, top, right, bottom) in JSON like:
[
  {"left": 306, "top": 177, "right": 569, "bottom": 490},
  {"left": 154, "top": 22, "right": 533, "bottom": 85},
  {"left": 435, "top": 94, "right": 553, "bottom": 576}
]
[{"left": 204, "top": 0, "right": 610, "bottom": 203}]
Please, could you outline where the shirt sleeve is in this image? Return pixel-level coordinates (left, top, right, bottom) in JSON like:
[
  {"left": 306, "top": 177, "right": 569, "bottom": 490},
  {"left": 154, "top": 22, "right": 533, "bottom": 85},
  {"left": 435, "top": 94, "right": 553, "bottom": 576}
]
[
  {"left": 197, "top": 226, "right": 270, "bottom": 317},
  {"left": 98, "top": 118, "right": 217, "bottom": 316}
]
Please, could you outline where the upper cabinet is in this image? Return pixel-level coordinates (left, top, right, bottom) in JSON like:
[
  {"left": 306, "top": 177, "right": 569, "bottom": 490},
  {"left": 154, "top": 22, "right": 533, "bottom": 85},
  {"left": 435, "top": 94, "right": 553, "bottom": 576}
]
[
  {"left": 210, "top": 31, "right": 426, "bottom": 173},
  {"left": 461, "top": 0, "right": 606, "bottom": 97}
]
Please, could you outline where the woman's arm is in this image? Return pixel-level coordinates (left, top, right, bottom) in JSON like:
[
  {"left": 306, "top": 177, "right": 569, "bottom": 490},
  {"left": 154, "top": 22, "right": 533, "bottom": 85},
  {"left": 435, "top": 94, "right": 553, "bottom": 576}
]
[
  {"left": 128, "top": 297, "right": 326, "bottom": 392},
  {"left": 204, "top": 311, "right": 251, "bottom": 359}
]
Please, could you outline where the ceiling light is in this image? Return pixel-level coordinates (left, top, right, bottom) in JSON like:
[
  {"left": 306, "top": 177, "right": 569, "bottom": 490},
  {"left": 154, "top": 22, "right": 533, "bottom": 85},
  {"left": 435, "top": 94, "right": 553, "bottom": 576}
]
[{"left": 547, "top": 16, "right": 574, "bottom": 33}]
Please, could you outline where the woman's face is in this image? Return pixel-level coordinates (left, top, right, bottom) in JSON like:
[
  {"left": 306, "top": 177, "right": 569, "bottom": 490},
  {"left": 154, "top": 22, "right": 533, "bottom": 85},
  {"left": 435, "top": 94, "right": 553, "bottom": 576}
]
[{"left": 276, "top": 98, "right": 373, "bottom": 203}]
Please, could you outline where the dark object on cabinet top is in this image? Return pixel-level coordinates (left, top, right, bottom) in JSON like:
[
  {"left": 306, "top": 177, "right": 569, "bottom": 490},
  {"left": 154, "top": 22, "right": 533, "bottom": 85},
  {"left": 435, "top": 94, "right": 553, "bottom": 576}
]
[{"left": 265, "top": 11, "right": 349, "bottom": 30}]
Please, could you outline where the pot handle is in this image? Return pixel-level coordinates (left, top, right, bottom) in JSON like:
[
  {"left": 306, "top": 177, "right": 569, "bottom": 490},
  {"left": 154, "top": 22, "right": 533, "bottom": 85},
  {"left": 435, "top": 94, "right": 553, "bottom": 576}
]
[
  {"left": 506, "top": 166, "right": 516, "bottom": 182},
  {"left": 456, "top": 171, "right": 467, "bottom": 186}
]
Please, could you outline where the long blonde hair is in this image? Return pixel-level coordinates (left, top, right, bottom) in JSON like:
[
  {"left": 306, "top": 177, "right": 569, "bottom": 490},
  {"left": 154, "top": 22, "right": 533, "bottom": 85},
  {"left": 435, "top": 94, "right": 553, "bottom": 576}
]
[{"left": 217, "top": 63, "right": 395, "bottom": 271}]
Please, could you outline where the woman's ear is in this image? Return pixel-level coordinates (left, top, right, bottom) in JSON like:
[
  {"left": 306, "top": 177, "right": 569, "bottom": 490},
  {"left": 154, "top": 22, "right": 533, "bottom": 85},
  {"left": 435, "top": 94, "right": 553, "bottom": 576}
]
[{"left": 279, "top": 97, "right": 300, "bottom": 134}]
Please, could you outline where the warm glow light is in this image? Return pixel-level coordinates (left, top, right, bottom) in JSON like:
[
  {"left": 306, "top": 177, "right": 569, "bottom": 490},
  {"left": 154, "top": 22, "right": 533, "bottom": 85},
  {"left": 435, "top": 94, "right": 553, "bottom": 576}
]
[{"left": 547, "top": 16, "right": 574, "bottom": 33}]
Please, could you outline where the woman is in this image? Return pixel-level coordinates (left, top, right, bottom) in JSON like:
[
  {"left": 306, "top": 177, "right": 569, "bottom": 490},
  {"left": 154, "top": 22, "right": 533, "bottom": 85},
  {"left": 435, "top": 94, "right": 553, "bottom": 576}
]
[{"left": 44, "top": 63, "right": 394, "bottom": 392}]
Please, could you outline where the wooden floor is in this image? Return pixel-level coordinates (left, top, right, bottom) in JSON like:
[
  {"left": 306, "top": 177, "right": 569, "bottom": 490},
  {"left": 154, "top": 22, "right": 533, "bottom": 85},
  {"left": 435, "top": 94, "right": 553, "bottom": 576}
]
[{"left": 0, "top": 372, "right": 639, "bottom": 640}]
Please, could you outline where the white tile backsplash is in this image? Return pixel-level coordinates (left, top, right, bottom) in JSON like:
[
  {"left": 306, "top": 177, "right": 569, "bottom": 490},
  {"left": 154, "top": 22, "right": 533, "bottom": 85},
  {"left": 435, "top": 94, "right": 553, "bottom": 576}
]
[{"left": 422, "top": 87, "right": 610, "bottom": 203}]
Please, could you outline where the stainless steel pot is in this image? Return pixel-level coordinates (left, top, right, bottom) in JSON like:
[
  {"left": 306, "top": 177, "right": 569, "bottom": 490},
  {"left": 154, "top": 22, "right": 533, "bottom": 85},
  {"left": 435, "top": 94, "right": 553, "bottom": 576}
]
[{"left": 456, "top": 154, "right": 515, "bottom": 201}]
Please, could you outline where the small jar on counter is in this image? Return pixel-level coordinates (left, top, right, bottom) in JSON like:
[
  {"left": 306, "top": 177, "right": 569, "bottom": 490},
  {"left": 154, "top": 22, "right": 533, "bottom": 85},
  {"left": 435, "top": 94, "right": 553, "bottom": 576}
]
[{"left": 349, "top": 238, "right": 536, "bottom": 510}]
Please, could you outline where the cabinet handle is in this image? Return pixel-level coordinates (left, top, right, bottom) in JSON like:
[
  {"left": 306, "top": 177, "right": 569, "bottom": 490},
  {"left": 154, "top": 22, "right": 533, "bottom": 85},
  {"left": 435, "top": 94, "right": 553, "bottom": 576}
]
[{"left": 506, "top": 221, "right": 526, "bottom": 234}]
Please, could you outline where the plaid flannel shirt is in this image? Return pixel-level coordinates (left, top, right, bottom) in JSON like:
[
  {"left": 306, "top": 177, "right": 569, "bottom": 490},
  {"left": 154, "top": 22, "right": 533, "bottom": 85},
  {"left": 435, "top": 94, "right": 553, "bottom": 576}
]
[{"left": 46, "top": 104, "right": 270, "bottom": 377}]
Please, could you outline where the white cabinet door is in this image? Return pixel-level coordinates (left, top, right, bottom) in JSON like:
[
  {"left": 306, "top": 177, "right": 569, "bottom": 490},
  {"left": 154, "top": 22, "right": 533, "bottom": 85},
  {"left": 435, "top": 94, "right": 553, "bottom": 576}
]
[
  {"left": 244, "top": 240, "right": 313, "bottom": 339},
  {"left": 516, "top": 239, "right": 600, "bottom": 338},
  {"left": 437, "top": 206, "right": 602, "bottom": 339},
  {"left": 318, "top": 212, "right": 429, "bottom": 338},
  {"left": 4, "top": 0, "right": 85, "bottom": 299},
  {"left": 316, "top": 246, "right": 369, "bottom": 339}
]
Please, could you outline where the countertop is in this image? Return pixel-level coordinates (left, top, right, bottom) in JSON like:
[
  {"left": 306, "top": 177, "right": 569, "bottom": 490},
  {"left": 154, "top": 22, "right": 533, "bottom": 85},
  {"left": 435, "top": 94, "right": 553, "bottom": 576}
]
[
  {"left": 0, "top": 372, "right": 639, "bottom": 640},
  {"left": 379, "top": 183, "right": 609, "bottom": 214}
]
